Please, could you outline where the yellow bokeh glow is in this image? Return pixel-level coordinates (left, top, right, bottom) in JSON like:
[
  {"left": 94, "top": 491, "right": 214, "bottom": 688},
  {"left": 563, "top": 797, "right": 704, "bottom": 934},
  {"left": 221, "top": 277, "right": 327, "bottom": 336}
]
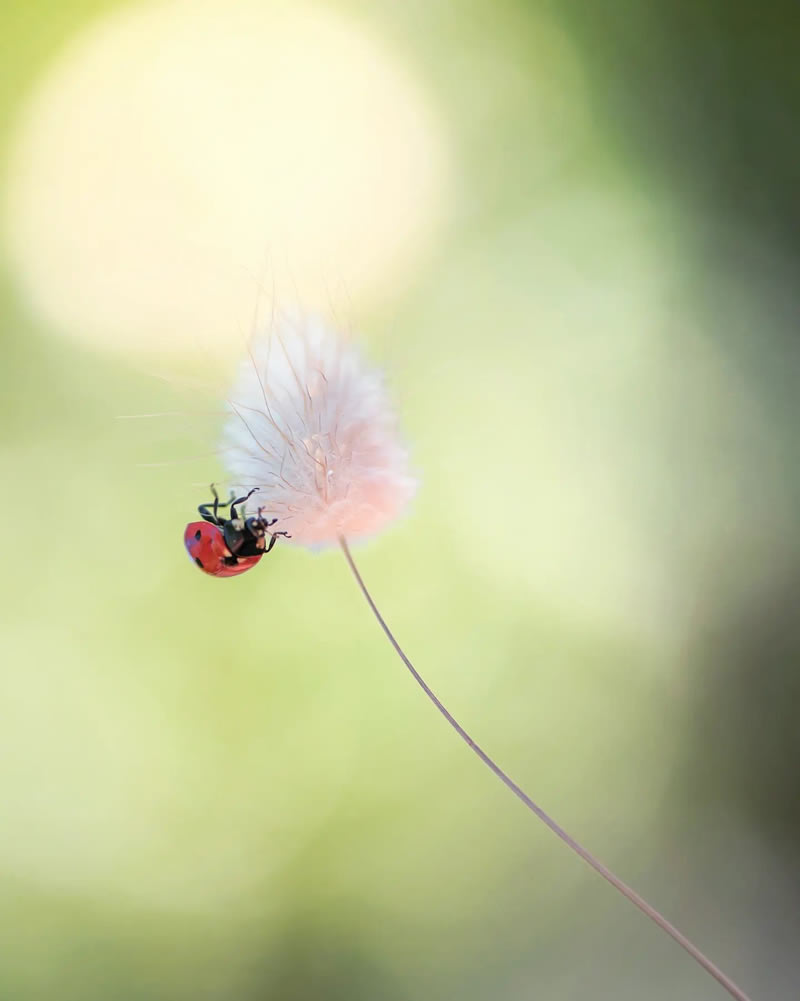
[{"left": 4, "top": 0, "right": 449, "bottom": 362}]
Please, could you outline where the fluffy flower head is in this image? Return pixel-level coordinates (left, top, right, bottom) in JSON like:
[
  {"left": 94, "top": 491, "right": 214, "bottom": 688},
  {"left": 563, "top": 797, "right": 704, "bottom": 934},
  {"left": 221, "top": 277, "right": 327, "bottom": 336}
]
[{"left": 222, "top": 316, "right": 416, "bottom": 547}]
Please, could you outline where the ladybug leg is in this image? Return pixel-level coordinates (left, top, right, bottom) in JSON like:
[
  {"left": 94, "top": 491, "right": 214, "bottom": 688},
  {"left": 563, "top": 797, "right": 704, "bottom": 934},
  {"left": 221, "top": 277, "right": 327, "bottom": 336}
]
[
  {"left": 229, "top": 487, "right": 260, "bottom": 521},
  {"left": 255, "top": 506, "right": 278, "bottom": 529},
  {"left": 264, "top": 529, "right": 291, "bottom": 553},
  {"left": 198, "top": 502, "right": 221, "bottom": 524},
  {"left": 198, "top": 483, "right": 233, "bottom": 525}
]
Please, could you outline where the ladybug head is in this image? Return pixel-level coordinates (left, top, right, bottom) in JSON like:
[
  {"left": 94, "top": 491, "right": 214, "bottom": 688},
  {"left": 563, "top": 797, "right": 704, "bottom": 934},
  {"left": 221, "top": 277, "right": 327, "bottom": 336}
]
[{"left": 183, "top": 521, "right": 262, "bottom": 578}]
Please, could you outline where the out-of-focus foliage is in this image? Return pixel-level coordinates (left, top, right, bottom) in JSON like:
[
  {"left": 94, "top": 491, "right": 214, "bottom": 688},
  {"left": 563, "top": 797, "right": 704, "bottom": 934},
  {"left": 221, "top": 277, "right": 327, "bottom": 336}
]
[{"left": 1, "top": 2, "right": 798, "bottom": 1000}]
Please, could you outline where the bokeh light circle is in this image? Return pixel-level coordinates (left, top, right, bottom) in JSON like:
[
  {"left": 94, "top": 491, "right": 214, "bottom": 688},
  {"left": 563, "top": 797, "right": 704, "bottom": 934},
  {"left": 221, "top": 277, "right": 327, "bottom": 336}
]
[{"left": 3, "top": 0, "right": 449, "bottom": 362}]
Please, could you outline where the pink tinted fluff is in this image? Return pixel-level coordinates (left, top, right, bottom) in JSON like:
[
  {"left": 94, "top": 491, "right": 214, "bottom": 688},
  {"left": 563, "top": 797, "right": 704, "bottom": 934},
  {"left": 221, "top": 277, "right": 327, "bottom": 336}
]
[{"left": 221, "top": 316, "right": 416, "bottom": 547}]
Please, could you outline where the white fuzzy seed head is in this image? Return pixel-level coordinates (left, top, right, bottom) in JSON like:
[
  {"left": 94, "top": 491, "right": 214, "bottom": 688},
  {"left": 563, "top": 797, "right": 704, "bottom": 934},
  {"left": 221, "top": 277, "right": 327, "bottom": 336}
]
[{"left": 222, "top": 316, "right": 416, "bottom": 547}]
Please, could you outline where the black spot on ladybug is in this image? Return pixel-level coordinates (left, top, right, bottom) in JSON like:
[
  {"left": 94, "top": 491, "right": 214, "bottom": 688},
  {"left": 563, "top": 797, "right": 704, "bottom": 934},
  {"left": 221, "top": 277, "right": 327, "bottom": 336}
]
[
  {"left": 194, "top": 529, "right": 202, "bottom": 541},
  {"left": 194, "top": 557, "right": 204, "bottom": 569}
]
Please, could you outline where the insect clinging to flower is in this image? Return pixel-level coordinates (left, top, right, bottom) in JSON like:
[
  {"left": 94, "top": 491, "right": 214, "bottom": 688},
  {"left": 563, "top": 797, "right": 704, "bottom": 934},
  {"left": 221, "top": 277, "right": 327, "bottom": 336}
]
[
  {"left": 183, "top": 315, "right": 415, "bottom": 575},
  {"left": 184, "top": 485, "right": 290, "bottom": 577}
]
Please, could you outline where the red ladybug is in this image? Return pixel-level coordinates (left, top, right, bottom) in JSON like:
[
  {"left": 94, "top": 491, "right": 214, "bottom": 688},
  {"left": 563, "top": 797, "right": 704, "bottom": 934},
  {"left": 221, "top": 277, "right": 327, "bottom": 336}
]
[{"left": 184, "top": 486, "right": 290, "bottom": 578}]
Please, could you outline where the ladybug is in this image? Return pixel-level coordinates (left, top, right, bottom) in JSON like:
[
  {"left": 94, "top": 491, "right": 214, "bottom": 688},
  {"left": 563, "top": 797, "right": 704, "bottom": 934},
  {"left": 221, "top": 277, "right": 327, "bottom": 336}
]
[{"left": 184, "top": 486, "right": 290, "bottom": 577}]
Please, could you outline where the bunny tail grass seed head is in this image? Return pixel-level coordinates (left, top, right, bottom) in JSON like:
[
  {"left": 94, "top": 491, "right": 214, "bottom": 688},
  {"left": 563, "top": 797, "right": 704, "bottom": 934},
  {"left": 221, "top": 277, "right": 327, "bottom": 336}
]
[{"left": 221, "top": 315, "right": 416, "bottom": 547}]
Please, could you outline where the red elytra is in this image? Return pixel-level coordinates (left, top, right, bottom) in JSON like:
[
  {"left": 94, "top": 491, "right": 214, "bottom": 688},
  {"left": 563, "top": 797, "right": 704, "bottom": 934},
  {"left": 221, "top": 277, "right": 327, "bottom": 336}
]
[{"left": 184, "top": 521, "right": 263, "bottom": 578}]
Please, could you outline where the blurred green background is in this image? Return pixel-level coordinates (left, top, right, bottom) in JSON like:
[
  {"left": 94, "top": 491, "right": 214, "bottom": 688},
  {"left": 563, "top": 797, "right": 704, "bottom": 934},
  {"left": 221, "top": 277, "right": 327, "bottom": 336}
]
[{"left": 1, "top": 1, "right": 799, "bottom": 999}]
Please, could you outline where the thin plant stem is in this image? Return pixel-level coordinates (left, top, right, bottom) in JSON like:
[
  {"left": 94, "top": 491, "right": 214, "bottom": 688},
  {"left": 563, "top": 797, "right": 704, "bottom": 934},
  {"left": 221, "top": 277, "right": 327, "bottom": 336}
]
[{"left": 339, "top": 536, "right": 754, "bottom": 1001}]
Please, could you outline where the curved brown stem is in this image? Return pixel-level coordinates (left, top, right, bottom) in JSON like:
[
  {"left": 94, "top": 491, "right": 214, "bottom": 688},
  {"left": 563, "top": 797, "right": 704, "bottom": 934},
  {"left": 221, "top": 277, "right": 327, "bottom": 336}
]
[{"left": 339, "top": 536, "right": 754, "bottom": 1001}]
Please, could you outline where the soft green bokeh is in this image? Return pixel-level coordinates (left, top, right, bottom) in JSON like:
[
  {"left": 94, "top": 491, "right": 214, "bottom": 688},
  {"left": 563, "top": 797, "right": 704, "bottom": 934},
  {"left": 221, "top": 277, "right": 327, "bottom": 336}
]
[{"left": 2, "top": 2, "right": 798, "bottom": 1000}]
